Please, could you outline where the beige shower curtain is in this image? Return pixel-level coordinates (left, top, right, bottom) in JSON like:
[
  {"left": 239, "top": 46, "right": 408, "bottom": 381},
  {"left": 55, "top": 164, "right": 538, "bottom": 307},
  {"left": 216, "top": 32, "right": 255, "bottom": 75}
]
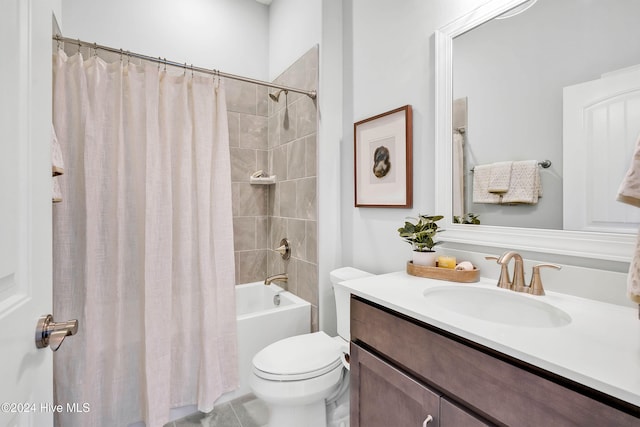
[{"left": 52, "top": 50, "right": 238, "bottom": 427}]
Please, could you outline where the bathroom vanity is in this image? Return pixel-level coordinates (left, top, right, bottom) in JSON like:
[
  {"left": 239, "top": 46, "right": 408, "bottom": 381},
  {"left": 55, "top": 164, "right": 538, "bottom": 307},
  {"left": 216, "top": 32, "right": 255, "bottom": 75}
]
[{"left": 342, "top": 272, "right": 640, "bottom": 427}]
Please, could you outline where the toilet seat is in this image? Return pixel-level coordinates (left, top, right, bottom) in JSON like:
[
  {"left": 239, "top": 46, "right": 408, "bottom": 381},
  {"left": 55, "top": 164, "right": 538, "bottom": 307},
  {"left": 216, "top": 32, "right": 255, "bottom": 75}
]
[{"left": 253, "top": 331, "right": 342, "bottom": 381}]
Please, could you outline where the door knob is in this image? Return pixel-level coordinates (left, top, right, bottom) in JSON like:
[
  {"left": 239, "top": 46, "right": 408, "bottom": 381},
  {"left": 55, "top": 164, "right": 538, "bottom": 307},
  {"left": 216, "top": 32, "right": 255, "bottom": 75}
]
[{"left": 35, "top": 314, "right": 78, "bottom": 351}]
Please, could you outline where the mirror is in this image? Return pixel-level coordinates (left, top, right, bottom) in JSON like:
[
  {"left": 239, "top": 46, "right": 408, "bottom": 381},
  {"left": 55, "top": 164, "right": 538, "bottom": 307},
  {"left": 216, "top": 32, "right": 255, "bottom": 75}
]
[
  {"left": 435, "top": 0, "right": 638, "bottom": 261},
  {"left": 452, "top": 0, "right": 640, "bottom": 231}
]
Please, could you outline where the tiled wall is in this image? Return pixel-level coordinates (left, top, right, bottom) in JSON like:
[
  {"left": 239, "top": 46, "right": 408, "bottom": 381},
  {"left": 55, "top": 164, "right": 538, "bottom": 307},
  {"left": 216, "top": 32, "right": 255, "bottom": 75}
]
[
  {"left": 227, "top": 78, "right": 270, "bottom": 285},
  {"left": 227, "top": 46, "right": 319, "bottom": 331},
  {"left": 267, "top": 47, "right": 319, "bottom": 331}
]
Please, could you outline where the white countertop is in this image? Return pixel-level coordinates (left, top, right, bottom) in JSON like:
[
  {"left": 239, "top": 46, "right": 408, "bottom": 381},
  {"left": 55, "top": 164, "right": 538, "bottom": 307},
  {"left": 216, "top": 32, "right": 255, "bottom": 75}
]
[{"left": 336, "top": 271, "right": 640, "bottom": 407}]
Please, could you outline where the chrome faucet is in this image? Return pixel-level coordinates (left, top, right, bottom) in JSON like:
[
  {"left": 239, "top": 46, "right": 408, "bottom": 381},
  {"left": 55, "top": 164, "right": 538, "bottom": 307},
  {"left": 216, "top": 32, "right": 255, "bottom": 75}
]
[
  {"left": 496, "top": 251, "right": 526, "bottom": 292},
  {"left": 264, "top": 273, "right": 288, "bottom": 286}
]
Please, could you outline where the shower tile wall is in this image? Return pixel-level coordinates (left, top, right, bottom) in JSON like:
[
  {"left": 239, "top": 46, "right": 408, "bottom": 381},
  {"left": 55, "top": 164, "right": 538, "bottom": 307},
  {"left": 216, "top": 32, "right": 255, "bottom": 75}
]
[
  {"left": 227, "top": 46, "right": 318, "bottom": 331},
  {"left": 268, "top": 46, "right": 319, "bottom": 332},
  {"left": 227, "top": 78, "right": 270, "bottom": 285}
]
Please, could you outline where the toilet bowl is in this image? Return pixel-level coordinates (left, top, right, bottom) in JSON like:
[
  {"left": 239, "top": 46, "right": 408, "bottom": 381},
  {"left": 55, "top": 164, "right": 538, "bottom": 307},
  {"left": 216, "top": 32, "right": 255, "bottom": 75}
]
[{"left": 249, "top": 267, "right": 372, "bottom": 427}]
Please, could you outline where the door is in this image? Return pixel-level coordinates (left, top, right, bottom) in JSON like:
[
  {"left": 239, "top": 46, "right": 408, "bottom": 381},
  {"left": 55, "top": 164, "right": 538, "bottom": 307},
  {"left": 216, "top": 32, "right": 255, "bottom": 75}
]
[
  {"left": 0, "top": 1, "right": 54, "bottom": 426},
  {"left": 563, "top": 65, "right": 640, "bottom": 233}
]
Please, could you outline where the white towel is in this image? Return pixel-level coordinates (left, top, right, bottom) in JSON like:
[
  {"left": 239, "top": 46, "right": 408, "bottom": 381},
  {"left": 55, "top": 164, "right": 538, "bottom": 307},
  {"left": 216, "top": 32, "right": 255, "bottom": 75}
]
[
  {"left": 452, "top": 132, "right": 465, "bottom": 216},
  {"left": 472, "top": 164, "right": 502, "bottom": 204},
  {"left": 52, "top": 123, "right": 64, "bottom": 176},
  {"left": 488, "top": 161, "right": 512, "bottom": 193},
  {"left": 52, "top": 178, "right": 62, "bottom": 203},
  {"left": 616, "top": 133, "right": 640, "bottom": 303},
  {"left": 501, "top": 160, "right": 541, "bottom": 204},
  {"left": 52, "top": 124, "right": 64, "bottom": 203},
  {"left": 616, "top": 134, "right": 640, "bottom": 208}
]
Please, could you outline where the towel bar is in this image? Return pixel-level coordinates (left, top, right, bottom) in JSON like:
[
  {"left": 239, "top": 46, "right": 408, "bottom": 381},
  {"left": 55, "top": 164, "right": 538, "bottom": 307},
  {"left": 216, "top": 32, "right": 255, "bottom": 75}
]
[{"left": 471, "top": 159, "right": 551, "bottom": 172}]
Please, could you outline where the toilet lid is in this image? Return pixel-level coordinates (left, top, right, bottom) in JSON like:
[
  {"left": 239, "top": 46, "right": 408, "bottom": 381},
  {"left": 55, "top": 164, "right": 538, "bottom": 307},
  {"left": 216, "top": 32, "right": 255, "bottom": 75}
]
[{"left": 253, "top": 331, "right": 343, "bottom": 381}]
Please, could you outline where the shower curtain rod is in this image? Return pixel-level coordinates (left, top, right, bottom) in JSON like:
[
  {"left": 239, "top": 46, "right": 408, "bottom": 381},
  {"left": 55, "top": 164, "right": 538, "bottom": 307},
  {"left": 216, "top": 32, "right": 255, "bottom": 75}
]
[{"left": 53, "top": 35, "right": 317, "bottom": 100}]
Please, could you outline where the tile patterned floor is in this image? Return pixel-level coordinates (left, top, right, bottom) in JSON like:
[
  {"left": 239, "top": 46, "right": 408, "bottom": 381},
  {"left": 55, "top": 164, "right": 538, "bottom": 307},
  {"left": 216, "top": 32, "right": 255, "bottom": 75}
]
[{"left": 165, "top": 394, "right": 269, "bottom": 427}]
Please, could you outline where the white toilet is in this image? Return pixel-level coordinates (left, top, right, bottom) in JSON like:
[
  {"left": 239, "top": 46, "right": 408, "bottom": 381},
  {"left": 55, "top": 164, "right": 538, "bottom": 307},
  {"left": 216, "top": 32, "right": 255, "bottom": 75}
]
[{"left": 250, "top": 267, "right": 372, "bottom": 427}]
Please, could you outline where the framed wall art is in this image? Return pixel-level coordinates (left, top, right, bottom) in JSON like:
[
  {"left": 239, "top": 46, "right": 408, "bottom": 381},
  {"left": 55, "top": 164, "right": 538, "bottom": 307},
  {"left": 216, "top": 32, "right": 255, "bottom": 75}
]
[{"left": 354, "top": 105, "right": 413, "bottom": 207}]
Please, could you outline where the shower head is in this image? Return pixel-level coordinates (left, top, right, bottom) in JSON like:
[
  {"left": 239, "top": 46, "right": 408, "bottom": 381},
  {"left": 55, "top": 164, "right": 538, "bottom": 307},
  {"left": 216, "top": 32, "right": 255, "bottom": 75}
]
[{"left": 269, "top": 89, "right": 287, "bottom": 102}]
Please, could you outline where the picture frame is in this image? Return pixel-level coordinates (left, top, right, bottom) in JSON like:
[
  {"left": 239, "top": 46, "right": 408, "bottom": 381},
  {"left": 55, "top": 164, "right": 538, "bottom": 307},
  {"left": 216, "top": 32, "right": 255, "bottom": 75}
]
[{"left": 354, "top": 105, "right": 413, "bottom": 208}]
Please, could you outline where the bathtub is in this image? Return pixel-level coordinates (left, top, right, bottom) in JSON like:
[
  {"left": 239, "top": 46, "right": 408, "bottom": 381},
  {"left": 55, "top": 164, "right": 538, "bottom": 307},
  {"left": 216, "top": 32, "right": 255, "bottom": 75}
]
[{"left": 216, "top": 281, "right": 311, "bottom": 404}]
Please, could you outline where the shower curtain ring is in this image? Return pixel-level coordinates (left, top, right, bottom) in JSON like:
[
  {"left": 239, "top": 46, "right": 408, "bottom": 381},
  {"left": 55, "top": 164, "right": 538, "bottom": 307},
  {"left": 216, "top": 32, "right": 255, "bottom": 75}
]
[
  {"left": 120, "top": 48, "right": 124, "bottom": 63},
  {"left": 77, "top": 39, "right": 81, "bottom": 54},
  {"left": 191, "top": 64, "right": 194, "bottom": 78},
  {"left": 163, "top": 58, "right": 167, "bottom": 71},
  {"left": 93, "top": 42, "right": 98, "bottom": 57},
  {"left": 183, "top": 62, "right": 187, "bottom": 76}
]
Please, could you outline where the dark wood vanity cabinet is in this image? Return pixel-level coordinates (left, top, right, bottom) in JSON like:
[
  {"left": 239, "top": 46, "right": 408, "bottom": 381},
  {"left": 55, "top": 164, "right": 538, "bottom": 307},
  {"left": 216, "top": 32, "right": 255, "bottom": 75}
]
[
  {"left": 350, "top": 296, "right": 640, "bottom": 427},
  {"left": 351, "top": 342, "right": 491, "bottom": 427}
]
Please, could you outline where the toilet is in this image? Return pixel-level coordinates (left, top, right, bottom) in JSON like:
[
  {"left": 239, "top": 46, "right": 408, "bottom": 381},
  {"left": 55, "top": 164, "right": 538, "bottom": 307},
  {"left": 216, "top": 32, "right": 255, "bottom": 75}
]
[{"left": 250, "top": 267, "right": 372, "bottom": 427}]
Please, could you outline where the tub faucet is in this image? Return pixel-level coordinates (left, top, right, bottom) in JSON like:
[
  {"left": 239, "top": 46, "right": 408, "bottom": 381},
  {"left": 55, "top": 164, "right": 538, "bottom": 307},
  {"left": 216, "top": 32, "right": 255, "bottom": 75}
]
[{"left": 264, "top": 273, "right": 288, "bottom": 287}]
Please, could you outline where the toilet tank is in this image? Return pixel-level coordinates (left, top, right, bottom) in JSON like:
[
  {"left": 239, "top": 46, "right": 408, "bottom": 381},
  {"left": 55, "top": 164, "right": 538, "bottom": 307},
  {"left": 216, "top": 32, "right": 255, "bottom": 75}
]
[{"left": 330, "top": 267, "right": 373, "bottom": 342}]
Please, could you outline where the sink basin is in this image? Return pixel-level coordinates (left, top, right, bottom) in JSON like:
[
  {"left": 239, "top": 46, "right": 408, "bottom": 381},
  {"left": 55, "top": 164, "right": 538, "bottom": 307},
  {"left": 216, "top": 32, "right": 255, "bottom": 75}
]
[{"left": 422, "top": 286, "right": 572, "bottom": 328}]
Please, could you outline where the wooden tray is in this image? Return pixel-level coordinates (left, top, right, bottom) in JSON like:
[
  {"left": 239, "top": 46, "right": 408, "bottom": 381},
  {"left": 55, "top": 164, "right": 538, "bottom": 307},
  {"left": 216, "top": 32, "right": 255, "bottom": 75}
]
[{"left": 406, "top": 261, "right": 480, "bottom": 283}]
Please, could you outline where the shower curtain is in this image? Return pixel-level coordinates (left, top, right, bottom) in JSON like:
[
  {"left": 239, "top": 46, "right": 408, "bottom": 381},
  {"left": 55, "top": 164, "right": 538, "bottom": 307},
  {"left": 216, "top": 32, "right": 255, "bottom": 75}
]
[{"left": 52, "top": 50, "right": 238, "bottom": 427}]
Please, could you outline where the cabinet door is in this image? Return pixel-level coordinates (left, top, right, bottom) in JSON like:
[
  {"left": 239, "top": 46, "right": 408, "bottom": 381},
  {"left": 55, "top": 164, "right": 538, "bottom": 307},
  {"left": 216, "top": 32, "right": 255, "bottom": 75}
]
[
  {"left": 351, "top": 343, "right": 439, "bottom": 427},
  {"left": 441, "top": 398, "right": 493, "bottom": 427}
]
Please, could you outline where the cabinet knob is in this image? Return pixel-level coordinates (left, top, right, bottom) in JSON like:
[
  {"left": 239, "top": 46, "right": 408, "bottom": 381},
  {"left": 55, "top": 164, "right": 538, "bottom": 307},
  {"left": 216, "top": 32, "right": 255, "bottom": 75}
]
[{"left": 422, "top": 414, "right": 433, "bottom": 426}]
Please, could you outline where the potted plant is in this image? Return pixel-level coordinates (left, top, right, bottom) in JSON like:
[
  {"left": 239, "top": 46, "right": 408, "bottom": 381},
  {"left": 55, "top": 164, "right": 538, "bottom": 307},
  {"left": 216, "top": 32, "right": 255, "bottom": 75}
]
[
  {"left": 398, "top": 214, "right": 444, "bottom": 266},
  {"left": 453, "top": 213, "right": 480, "bottom": 225}
]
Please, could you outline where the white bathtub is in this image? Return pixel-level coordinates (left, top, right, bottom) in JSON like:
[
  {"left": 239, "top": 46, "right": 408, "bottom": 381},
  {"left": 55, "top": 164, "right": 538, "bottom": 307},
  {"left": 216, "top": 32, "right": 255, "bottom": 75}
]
[{"left": 216, "top": 281, "right": 311, "bottom": 404}]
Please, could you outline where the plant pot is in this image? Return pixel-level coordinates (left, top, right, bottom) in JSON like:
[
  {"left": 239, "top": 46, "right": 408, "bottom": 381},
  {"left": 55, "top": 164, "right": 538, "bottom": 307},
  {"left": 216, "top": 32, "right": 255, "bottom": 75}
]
[{"left": 412, "top": 250, "right": 437, "bottom": 267}]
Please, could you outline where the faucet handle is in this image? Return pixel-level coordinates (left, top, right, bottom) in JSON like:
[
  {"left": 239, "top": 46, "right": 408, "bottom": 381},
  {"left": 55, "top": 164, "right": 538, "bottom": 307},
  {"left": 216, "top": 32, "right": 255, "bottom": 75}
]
[
  {"left": 529, "top": 263, "right": 562, "bottom": 296},
  {"left": 274, "top": 238, "right": 291, "bottom": 260},
  {"left": 485, "top": 256, "right": 512, "bottom": 290}
]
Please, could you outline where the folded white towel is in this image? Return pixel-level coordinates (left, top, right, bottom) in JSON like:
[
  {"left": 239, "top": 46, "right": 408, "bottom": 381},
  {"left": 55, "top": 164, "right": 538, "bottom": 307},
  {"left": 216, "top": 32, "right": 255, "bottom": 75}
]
[
  {"left": 472, "top": 164, "right": 502, "bottom": 204},
  {"left": 488, "top": 161, "right": 512, "bottom": 193},
  {"left": 616, "top": 133, "right": 640, "bottom": 303},
  {"left": 501, "top": 160, "right": 541, "bottom": 204}
]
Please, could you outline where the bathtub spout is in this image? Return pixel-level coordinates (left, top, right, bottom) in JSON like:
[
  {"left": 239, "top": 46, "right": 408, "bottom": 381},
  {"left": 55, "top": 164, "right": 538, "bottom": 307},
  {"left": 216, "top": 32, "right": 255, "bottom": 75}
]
[{"left": 264, "top": 273, "right": 288, "bottom": 287}]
